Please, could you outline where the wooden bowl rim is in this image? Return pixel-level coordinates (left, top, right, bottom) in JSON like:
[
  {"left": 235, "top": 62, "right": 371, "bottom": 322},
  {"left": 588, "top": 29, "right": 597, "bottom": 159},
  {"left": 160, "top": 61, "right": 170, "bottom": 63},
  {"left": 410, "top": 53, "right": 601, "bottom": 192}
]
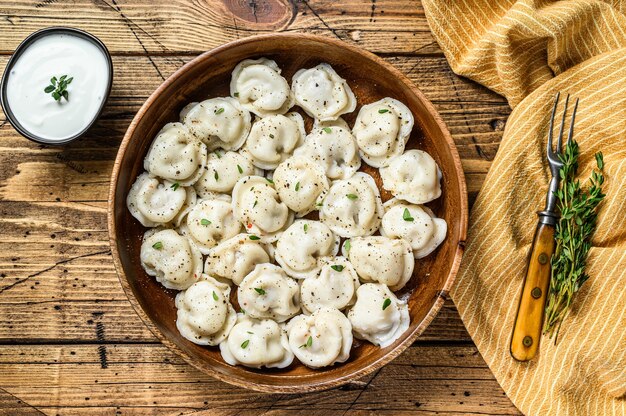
[{"left": 107, "top": 33, "right": 468, "bottom": 393}]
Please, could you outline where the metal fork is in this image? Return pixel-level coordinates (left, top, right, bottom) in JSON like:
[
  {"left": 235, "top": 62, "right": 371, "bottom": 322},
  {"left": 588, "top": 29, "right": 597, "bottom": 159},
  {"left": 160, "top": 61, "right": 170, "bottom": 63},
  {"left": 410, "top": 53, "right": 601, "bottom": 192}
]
[{"left": 510, "top": 92, "right": 578, "bottom": 362}]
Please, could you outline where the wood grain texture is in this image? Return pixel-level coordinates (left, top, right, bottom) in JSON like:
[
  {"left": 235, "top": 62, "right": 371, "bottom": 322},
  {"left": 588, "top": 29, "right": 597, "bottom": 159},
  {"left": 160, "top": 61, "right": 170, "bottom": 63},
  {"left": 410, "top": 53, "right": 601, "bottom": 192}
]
[{"left": 0, "top": 0, "right": 518, "bottom": 413}]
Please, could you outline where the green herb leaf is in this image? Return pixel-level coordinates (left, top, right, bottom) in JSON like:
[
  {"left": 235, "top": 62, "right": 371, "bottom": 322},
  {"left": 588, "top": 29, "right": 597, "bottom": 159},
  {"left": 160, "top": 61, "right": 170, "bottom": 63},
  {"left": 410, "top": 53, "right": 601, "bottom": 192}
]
[
  {"left": 52, "top": 91, "right": 61, "bottom": 101},
  {"left": 44, "top": 85, "right": 55, "bottom": 93},
  {"left": 299, "top": 335, "right": 313, "bottom": 348},
  {"left": 214, "top": 171, "right": 219, "bottom": 181},
  {"left": 295, "top": 181, "right": 300, "bottom": 191},
  {"left": 201, "top": 218, "right": 211, "bottom": 226},
  {"left": 269, "top": 134, "right": 275, "bottom": 139},
  {"left": 322, "top": 127, "right": 332, "bottom": 134},
  {"left": 60, "top": 75, "right": 67, "bottom": 82},
  {"left": 303, "top": 223, "right": 308, "bottom": 233},
  {"left": 233, "top": 92, "right": 239, "bottom": 97},
  {"left": 402, "top": 208, "right": 414, "bottom": 222},
  {"left": 249, "top": 235, "right": 261, "bottom": 241},
  {"left": 253, "top": 200, "right": 258, "bottom": 208},
  {"left": 254, "top": 287, "right": 266, "bottom": 295},
  {"left": 45, "top": 74, "right": 72, "bottom": 102},
  {"left": 214, "top": 150, "right": 221, "bottom": 158},
  {"left": 215, "top": 107, "right": 225, "bottom": 115},
  {"left": 378, "top": 108, "right": 390, "bottom": 114},
  {"left": 344, "top": 240, "right": 351, "bottom": 253},
  {"left": 152, "top": 241, "right": 163, "bottom": 250},
  {"left": 212, "top": 291, "right": 219, "bottom": 301},
  {"left": 330, "top": 264, "right": 344, "bottom": 272},
  {"left": 50, "top": 76, "right": 57, "bottom": 84},
  {"left": 237, "top": 164, "right": 243, "bottom": 174},
  {"left": 265, "top": 178, "right": 274, "bottom": 184},
  {"left": 382, "top": 298, "right": 392, "bottom": 310},
  {"left": 241, "top": 340, "right": 249, "bottom": 349},
  {"left": 346, "top": 193, "right": 358, "bottom": 200},
  {"left": 170, "top": 182, "right": 180, "bottom": 191}
]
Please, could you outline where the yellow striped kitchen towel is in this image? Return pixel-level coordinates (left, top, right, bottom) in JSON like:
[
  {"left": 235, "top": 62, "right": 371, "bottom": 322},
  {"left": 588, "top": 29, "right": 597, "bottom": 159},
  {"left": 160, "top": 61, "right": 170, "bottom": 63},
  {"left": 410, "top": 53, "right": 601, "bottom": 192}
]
[{"left": 422, "top": 0, "right": 626, "bottom": 415}]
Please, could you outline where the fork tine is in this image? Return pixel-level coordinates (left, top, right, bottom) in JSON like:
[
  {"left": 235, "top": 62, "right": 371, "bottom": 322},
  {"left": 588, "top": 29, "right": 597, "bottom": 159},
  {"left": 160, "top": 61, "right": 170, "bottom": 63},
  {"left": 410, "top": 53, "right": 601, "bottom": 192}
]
[
  {"left": 548, "top": 92, "right": 560, "bottom": 155},
  {"left": 556, "top": 94, "right": 569, "bottom": 153},
  {"left": 567, "top": 98, "right": 579, "bottom": 146}
]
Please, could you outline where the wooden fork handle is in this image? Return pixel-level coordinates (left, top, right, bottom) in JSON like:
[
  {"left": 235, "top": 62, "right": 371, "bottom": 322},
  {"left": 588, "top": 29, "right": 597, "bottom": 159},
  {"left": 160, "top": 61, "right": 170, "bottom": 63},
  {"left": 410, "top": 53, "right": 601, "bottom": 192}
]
[{"left": 510, "top": 222, "right": 555, "bottom": 361}]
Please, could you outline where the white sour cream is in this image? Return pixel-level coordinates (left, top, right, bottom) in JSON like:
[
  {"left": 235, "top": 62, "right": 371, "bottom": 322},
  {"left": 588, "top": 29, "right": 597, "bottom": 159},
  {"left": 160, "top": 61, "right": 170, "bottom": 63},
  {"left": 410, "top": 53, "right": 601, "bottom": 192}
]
[{"left": 5, "top": 33, "right": 110, "bottom": 142}]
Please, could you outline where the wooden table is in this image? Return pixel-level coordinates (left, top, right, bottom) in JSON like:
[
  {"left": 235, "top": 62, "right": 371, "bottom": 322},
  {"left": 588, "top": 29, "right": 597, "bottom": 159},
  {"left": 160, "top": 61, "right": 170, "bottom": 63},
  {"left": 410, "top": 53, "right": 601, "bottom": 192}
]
[{"left": 0, "top": 1, "right": 520, "bottom": 414}]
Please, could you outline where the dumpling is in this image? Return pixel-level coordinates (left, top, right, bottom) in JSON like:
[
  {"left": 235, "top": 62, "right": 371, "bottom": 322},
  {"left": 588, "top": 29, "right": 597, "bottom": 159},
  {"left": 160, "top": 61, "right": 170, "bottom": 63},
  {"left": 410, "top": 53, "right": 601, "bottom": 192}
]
[
  {"left": 179, "top": 197, "right": 241, "bottom": 253},
  {"left": 275, "top": 220, "right": 340, "bottom": 279},
  {"left": 230, "top": 58, "right": 294, "bottom": 117},
  {"left": 342, "top": 236, "right": 414, "bottom": 291},
  {"left": 140, "top": 229, "right": 203, "bottom": 290},
  {"left": 381, "top": 199, "right": 447, "bottom": 258},
  {"left": 175, "top": 275, "right": 237, "bottom": 345},
  {"left": 291, "top": 63, "right": 356, "bottom": 121},
  {"left": 352, "top": 98, "right": 414, "bottom": 168},
  {"left": 204, "top": 233, "right": 272, "bottom": 285},
  {"left": 287, "top": 308, "right": 352, "bottom": 368},
  {"left": 144, "top": 122, "right": 208, "bottom": 186},
  {"left": 237, "top": 263, "right": 300, "bottom": 322},
  {"left": 220, "top": 313, "right": 294, "bottom": 369},
  {"left": 319, "top": 172, "right": 384, "bottom": 237},
  {"left": 193, "top": 151, "right": 262, "bottom": 198},
  {"left": 380, "top": 149, "right": 442, "bottom": 204},
  {"left": 243, "top": 112, "right": 305, "bottom": 170},
  {"left": 273, "top": 156, "right": 329, "bottom": 216},
  {"left": 127, "top": 172, "right": 188, "bottom": 227},
  {"left": 294, "top": 121, "right": 361, "bottom": 180},
  {"left": 231, "top": 175, "right": 294, "bottom": 242},
  {"left": 347, "top": 283, "right": 410, "bottom": 347},
  {"left": 180, "top": 97, "right": 251, "bottom": 151},
  {"left": 300, "top": 256, "right": 360, "bottom": 314}
]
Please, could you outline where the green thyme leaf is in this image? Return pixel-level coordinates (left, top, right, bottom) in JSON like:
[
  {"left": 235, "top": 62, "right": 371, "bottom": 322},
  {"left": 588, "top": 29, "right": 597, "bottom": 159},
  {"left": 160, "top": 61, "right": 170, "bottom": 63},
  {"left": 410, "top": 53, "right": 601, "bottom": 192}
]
[
  {"left": 295, "top": 181, "right": 300, "bottom": 191},
  {"left": 344, "top": 240, "right": 351, "bottom": 253},
  {"left": 233, "top": 92, "right": 239, "bottom": 97},
  {"left": 265, "top": 178, "right": 274, "bottom": 184},
  {"left": 249, "top": 235, "right": 261, "bottom": 241},
  {"left": 299, "top": 335, "right": 313, "bottom": 348},
  {"left": 237, "top": 164, "right": 243, "bottom": 174},
  {"left": 214, "top": 171, "right": 219, "bottom": 181},
  {"left": 152, "top": 241, "right": 163, "bottom": 250},
  {"left": 322, "top": 127, "right": 332, "bottom": 134},
  {"left": 382, "top": 298, "right": 392, "bottom": 310},
  {"left": 215, "top": 107, "right": 225, "bottom": 115},
  {"left": 170, "top": 182, "right": 180, "bottom": 191},
  {"left": 201, "top": 218, "right": 211, "bottom": 226},
  {"left": 241, "top": 340, "right": 249, "bottom": 349},
  {"left": 254, "top": 287, "right": 266, "bottom": 295},
  {"left": 330, "top": 265, "right": 344, "bottom": 272},
  {"left": 402, "top": 208, "right": 414, "bottom": 222},
  {"left": 212, "top": 291, "right": 219, "bottom": 301},
  {"left": 346, "top": 193, "right": 358, "bottom": 200},
  {"left": 378, "top": 108, "right": 390, "bottom": 114},
  {"left": 44, "top": 85, "right": 55, "bottom": 93},
  {"left": 303, "top": 223, "right": 308, "bottom": 233}
]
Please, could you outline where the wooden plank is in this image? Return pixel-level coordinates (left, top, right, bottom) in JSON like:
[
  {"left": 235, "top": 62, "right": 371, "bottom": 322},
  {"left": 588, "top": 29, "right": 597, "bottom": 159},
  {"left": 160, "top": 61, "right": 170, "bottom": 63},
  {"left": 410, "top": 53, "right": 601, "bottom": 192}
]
[
  {"left": 0, "top": 344, "right": 521, "bottom": 415},
  {"left": 0, "top": 0, "right": 440, "bottom": 55}
]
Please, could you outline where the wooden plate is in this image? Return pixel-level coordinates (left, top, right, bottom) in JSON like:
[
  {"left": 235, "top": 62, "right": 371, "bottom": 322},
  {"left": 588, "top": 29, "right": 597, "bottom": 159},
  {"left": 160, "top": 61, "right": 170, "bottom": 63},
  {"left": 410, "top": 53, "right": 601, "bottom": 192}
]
[{"left": 108, "top": 34, "right": 467, "bottom": 393}]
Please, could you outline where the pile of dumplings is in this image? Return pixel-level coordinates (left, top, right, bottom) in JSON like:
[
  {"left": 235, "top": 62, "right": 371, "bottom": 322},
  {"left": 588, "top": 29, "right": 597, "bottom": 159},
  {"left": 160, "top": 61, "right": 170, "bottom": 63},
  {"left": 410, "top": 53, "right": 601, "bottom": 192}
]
[{"left": 127, "top": 58, "right": 447, "bottom": 370}]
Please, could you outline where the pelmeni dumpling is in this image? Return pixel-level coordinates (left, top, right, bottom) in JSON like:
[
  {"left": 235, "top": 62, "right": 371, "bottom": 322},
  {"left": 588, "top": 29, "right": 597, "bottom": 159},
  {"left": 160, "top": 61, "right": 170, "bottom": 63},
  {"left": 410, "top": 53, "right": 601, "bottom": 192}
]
[
  {"left": 231, "top": 176, "right": 293, "bottom": 242},
  {"left": 347, "top": 283, "right": 410, "bottom": 347},
  {"left": 319, "top": 173, "right": 383, "bottom": 238},
  {"left": 342, "top": 236, "right": 414, "bottom": 291},
  {"left": 179, "top": 197, "right": 241, "bottom": 253},
  {"left": 243, "top": 112, "right": 305, "bottom": 170},
  {"left": 237, "top": 263, "right": 300, "bottom": 322},
  {"left": 220, "top": 313, "right": 294, "bottom": 369},
  {"left": 273, "top": 156, "right": 329, "bottom": 216},
  {"left": 380, "top": 150, "right": 442, "bottom": 204},
  {"left": 140, "top": 229, "right": 203, "bottom": 290},
  {"left": 204, "top": 233, "right": 272, "bottom": 285},
  {"left": 144, "top": 122, "right": 208, "bottom": 186},
  {"left": 275, "top": 220, "right": 340, "bottom": 279},
  {"left": 287, "top": 308, "right": 352, "bottom": 368},
  {"left": 381, "top": 199, "right": 447, "bottom": 259},
  {"left": 181, "top": 97, "right": 251, "bottom": 151},
  {"left": 127, "top": 172, "right": 188, "bottom": 227},
  {"left": 292, "top": 63, "right": 356, "bottom": 121},
  {"left": 352, "top": 98, "right": 414, "bottom": 168},
  {"left": 194, "top": 151, "right": 261, "bottom": 198},
  {"left": 175, "top": 275, "right": 236, "bottom": 345},
  {"left": 301, "top": 256, "right": 360, "bottom": 314},
  {"left": 230, "top": 58, "right": 294, "bottom": 117},
  {"left": 294, "top": 122, "right": 361, "bottom": 180}
]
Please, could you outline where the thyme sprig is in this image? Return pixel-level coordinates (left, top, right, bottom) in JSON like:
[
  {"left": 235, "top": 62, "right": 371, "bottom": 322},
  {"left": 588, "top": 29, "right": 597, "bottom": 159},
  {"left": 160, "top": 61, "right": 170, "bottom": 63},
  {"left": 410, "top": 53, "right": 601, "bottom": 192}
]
[
  {"left": 543, "top": 140, "right": 605, "bottom": 341},
  {"left": 44, "top": 75, "right": 73, "bottom": 102}
]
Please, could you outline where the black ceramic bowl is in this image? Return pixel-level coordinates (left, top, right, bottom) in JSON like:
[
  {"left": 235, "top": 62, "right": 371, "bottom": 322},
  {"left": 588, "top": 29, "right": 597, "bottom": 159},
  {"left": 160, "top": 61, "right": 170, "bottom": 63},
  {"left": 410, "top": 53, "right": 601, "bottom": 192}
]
[{"left": 0, "top": 27, "right": 113, "bottom": 146}]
